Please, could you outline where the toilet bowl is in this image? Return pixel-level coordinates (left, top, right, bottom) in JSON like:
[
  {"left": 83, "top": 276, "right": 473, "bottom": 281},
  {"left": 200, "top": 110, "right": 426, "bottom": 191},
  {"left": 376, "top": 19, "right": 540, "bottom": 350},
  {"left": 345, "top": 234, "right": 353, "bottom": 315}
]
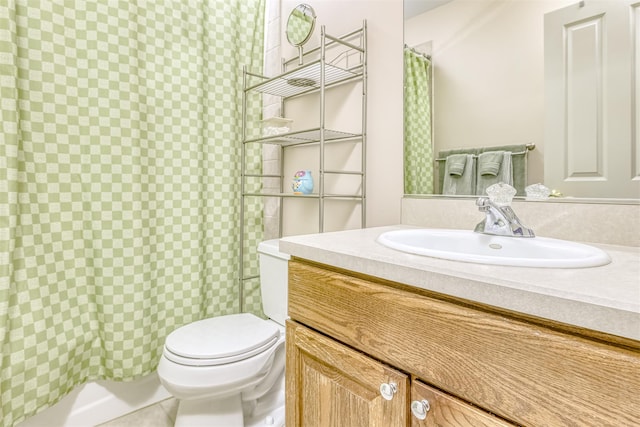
[{"left": 157, "top": 239, "right": 290, "bottom": 427}]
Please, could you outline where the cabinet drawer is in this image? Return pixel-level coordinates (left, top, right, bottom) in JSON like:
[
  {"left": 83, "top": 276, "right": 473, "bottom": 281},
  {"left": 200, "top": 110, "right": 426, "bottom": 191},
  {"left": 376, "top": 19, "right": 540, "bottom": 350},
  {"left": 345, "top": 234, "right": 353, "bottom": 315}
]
[
  {"left": 411, "top": 380, "right": 516, "bottom": 427},
  {"left": 288, "top": 259, "right": 640, "bottom": 427}
]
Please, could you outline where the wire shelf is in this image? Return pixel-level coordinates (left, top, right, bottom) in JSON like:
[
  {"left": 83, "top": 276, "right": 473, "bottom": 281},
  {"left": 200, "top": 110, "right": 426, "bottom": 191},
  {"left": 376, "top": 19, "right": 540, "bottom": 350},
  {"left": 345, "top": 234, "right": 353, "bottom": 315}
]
[
  {"left": 248, "top": 62, "right": 362, "bottom": 98},
  {"left": 245, "top": 128, "right": 361, "bottom": 146},
  {"left": 243, "top": 192, "right": 364, "bottom": 200}
]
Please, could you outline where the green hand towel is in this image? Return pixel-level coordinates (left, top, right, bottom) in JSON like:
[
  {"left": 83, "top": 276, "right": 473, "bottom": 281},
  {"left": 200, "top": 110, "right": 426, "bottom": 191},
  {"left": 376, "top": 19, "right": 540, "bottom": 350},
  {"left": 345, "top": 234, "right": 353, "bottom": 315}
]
[
  {"left": 478, "top": 151, "right": 504, "bottom": 176},
  {"left": 443, "top": 154, "right": 475, "bottom": 195},
  {"left": 437, "top": 148, "right": 480, "bottom": 193},
  {"left": 478, "top": 144, "right": 529, "bottom": 195},
  {"left": 447, "top": 154, "right": 467, "bottom": 176},
  {"left": 476, "top": 152, "right": 513, "bottom": 196}
]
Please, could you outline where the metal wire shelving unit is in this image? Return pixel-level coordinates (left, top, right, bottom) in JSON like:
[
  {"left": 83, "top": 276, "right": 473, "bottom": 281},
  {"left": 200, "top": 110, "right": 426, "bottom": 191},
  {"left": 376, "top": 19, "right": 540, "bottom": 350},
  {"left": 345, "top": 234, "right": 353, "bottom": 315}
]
[{"left": 239, "top": 22, "right": 367, "bottom": 309}]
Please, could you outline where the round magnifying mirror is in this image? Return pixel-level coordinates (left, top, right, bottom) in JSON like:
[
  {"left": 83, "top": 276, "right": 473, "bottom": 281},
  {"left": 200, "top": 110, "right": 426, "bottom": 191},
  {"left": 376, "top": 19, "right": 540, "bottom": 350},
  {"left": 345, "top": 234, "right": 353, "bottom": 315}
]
[{"left": 286, "top": 4, "right": 316, "bottom": 47}]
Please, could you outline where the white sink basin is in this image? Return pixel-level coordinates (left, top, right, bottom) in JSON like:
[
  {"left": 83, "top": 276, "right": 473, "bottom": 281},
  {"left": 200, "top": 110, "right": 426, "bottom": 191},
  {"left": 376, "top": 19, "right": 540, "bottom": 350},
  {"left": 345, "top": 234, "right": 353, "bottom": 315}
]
[{"left": 376, "top": 229, "right": 611, "bottom": 268}]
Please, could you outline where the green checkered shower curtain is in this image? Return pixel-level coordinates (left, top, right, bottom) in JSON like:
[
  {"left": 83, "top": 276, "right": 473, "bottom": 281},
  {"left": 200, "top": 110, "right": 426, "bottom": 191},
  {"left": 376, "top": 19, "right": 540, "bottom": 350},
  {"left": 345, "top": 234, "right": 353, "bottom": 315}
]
[
  {"left": 0, "top": 1, "right": 264, "bottom": 425},
  {"left": 404, "top": 47, "right": 434, "bottom": 194}
]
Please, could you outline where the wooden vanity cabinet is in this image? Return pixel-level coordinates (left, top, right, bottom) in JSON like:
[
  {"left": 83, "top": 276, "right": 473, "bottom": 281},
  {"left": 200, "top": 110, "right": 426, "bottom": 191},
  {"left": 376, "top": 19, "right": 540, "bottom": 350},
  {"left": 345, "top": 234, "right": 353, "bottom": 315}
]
[{"left": 285, "top": 258, "right": 640, "bottom": 427}]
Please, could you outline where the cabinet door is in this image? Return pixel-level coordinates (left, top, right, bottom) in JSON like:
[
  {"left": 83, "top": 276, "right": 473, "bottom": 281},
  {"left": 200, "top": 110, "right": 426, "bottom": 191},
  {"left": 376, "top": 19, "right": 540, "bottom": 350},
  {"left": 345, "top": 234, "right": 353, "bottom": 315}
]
[
  {"left": 411, "top": 380, "right": 516, "bottom": 427},
  {"left": 286, "top": 320, "right": 409, "bottom": 427}
]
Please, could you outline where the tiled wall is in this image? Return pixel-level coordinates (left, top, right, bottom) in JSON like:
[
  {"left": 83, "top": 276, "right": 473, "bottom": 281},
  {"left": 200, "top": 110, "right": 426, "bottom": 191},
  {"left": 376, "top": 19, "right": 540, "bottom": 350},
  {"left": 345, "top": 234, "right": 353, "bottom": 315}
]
[
  {"left": 401, "top": 196, "right": 640, "bottom": 247},
  {"left": 263, "top": 0, "right": 282, "bottom": 239}
]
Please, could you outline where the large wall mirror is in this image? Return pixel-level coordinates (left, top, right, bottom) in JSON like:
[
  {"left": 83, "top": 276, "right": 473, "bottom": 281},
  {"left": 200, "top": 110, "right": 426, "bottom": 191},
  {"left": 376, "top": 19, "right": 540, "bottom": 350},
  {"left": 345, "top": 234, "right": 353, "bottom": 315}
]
[{"left": 404, "top": 0, "right": 640, "bottom": 202}]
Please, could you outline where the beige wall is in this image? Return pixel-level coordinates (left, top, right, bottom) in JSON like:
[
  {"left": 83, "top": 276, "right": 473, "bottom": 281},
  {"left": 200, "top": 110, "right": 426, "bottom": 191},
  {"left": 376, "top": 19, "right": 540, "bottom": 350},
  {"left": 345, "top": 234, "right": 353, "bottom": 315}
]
[
  {"left": 405, "top": 0, "right": 574, "bottom": 187},
  {"left": 277, "top": 0, "right": 404, "bottom": 235}
]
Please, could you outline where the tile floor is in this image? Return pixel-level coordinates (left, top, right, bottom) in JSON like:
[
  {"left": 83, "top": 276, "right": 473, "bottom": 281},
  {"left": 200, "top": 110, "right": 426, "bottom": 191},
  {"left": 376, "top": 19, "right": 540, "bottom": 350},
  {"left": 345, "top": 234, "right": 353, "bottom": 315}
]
[{"left": 96, "top": 398, "right": 178, "bottom": 427}]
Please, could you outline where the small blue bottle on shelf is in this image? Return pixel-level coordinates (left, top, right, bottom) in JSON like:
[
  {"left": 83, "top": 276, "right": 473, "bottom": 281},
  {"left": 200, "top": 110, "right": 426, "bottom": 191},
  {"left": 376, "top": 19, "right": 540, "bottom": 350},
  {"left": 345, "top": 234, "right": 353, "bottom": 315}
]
[{"left": 292, "top": 170, "right": 313, "bottom": 195}]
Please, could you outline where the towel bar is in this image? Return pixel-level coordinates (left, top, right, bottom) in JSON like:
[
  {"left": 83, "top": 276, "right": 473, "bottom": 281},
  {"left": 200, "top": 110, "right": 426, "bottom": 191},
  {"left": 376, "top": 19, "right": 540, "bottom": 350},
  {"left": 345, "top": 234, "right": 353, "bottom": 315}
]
[{"left": 435, "top": 143, "right": 535, "bottom": 162}]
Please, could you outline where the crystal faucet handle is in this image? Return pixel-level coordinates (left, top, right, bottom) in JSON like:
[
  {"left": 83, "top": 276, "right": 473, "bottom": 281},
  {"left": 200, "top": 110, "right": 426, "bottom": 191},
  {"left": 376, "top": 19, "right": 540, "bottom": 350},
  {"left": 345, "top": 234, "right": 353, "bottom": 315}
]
[
  {"left": 525, "top": 183, "right": 551, "bottom": 200},
  {"left": 485, "top": 182, "right": 517, "bottom": 207}
]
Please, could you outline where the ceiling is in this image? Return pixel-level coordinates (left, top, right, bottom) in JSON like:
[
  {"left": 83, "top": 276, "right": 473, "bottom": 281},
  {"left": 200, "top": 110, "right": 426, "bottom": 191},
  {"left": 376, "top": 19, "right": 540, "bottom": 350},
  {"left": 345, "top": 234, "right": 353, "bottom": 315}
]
[{"left": 404, "top": 0, "right": 453, "bottom": 19}]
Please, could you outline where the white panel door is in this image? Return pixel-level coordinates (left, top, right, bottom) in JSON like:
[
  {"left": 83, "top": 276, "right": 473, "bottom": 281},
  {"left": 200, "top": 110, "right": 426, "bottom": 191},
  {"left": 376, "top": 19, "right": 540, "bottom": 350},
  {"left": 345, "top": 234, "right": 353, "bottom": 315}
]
[{"left": 544, "top": 0, "right": 640, "bottom": 199}]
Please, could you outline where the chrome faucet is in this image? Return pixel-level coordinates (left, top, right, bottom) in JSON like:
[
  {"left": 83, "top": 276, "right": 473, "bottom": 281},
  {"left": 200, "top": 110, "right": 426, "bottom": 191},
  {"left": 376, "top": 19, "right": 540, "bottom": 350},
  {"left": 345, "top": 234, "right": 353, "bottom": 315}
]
[{"left": 474, "top": 197, "right": 535, "bottom": 237}]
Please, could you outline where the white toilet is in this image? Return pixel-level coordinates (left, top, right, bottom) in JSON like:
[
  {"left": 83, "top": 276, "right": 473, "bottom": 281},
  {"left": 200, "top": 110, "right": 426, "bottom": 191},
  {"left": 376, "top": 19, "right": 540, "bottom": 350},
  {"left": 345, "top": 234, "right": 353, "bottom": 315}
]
[{"left": 158, "top": 239, "right": 290, "bottom": 427}]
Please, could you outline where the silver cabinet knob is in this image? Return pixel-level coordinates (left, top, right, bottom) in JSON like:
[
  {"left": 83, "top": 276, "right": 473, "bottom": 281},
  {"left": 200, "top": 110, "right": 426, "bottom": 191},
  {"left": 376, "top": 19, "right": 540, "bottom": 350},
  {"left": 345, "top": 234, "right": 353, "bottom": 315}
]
[
  {"left": 411, "top": 399, "right": 431, "bottom": 420},
  {"left": 379, "top": 382, "right": 398, "bottom": 400}
]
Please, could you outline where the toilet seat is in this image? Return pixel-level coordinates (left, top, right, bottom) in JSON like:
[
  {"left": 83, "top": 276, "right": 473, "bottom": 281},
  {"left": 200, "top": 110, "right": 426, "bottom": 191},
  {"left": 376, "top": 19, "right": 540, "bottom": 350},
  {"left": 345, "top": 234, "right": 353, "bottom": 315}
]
[{"left": 164, "top": 313, "right": 280, "bottom": 367}]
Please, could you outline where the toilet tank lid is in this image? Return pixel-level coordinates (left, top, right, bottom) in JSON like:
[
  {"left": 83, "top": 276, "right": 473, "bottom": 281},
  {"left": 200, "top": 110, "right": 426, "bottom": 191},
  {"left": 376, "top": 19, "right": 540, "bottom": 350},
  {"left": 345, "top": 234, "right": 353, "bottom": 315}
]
[{"left": 258, "top": 239, "right": 291, "bottom": 260}]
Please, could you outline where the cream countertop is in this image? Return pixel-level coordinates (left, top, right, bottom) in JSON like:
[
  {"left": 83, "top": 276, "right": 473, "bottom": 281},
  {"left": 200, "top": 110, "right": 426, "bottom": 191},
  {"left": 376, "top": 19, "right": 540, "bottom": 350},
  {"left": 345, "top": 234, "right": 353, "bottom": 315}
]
[{"left": 279, "top": 225, "right": 640, "bottom": 341}]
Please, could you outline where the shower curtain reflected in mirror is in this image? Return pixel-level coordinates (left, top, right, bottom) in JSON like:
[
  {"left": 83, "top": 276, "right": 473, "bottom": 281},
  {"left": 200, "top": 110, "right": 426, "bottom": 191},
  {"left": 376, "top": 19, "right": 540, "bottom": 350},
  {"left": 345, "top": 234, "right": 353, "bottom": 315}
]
[
  {"left": 404, "top": 47, "right": 434, "bottom": 194},
  {"left": 0, "top": 1, "right": 265, "bottom": 425}
]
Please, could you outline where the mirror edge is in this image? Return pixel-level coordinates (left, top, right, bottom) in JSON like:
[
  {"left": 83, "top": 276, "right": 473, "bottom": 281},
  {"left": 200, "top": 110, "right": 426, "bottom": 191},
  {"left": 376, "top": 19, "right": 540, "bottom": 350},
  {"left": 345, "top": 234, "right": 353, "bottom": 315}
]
[{"left": 403, "top": 194, "right": 640, "bottom": 206}]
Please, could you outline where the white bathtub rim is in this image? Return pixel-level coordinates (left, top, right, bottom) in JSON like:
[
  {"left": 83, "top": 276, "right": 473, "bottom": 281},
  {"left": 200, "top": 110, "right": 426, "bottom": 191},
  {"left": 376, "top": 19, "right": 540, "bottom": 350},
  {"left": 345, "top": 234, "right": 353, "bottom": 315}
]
[{"left": 16, "top": 372, "right": 171, "bottom": 427}]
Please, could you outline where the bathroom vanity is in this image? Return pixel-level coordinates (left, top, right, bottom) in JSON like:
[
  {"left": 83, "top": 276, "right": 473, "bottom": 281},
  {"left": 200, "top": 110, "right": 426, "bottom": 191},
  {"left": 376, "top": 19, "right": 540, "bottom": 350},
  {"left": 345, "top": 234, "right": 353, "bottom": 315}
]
[{"left": 280, "top": 226, "right": 640, "bottom": 426}]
